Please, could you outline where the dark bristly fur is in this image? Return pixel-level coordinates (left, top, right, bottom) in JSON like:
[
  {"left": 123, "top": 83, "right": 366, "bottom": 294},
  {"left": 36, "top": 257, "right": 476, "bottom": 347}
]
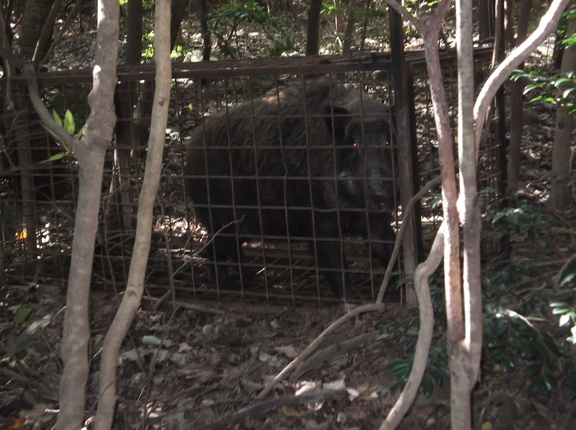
[{"left": 185, "top": 82, "right": 396, "bottom": 298}]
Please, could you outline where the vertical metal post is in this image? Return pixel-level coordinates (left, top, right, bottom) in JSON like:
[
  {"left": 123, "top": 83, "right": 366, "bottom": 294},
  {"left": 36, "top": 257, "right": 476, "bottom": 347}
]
[{"left": 390, "top": 8, "right": 422, "bottom": 303}]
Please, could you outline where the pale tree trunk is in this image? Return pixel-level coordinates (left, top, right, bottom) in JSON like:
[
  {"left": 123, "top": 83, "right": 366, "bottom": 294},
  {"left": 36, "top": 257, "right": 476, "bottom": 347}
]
[
  {"left": 334, "top": 0, "right": 346, "bottom": 36},
  {"left": 379, "top": 0, "right": 571, "bottom": 427},
  {"left": 380, "top": 222, "right": 443, "bottom": 430},
  {"left": 380, "top": 0, "right": 466, "bottom": 425},
  {"left": 55, "top": 1, "right": 119, "bottom": 428},
  {"left": 95, "top": 0, "right": 172, "bottom": 428},
  {"left": 455, "top": 0, "right": 482, "bottom": 426},
  {"left": 550, "top": 1, "right": 576, "bottom": 210},
  {"left": 418, "top": 2, "right": 472, "bottom": 425}
]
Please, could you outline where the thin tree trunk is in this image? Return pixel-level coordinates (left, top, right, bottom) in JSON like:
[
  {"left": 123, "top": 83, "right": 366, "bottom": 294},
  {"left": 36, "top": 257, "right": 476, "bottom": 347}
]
[
  {"left": 40, "top": 0, "right": 86, "bottom": 66},
  {"left": 455, "top": 0, "right": 483, "bottom": 426},
  {"left": 112, "top": 0, "right": 142, "bottom": 231},
  {"left": 504, "top": 0, "right": 516, "bottom": 51},
  {"left": 14, "top": 122, "right": 38, "bottom": 256},
  {"left": 551, "top": 0, "right": 576, "bottom": 209},
  {"left": 384, "top": 0, "right": 466, "bottom": 423},
  {"left": 420, "top": 15, "right": 467, "bottom": 430},
  {"left": 55, "top": 1, "right": 119, "bottom": 428},
  {"left": 11, "top": 0, "right": 56, "bottom": 256},
  {"left": 126, "top": 0, "right": 143, "bottom": 65},
  {"left": 475, "top": 0, "right": 572, "bottom": 147},
  {"left": 95, "top": 1, "right": 171, "bottom": 427},
  {"left": 31, "top": 0, "right": 62, "bottom": 69},
  {"left": 507, "top": 0, "right": 532, "bottom": 190},
  {"left": 389, "top": 7, "right": 421, "bottom": 305},
  {"left": 379, "top": 0, "right": 571, "bottom": 427},
  {"left": 479, "top": 0, "right": 494, "bottom": 41},
  {"left": 17, "top": 0, "right": 54, "bottom": 61},
  {"left": 170, "top": 0, "right": 188, "bottom": 51},
  {"left": 306, "top": 0, "right": 322, "bottom": 55},
  {"left": 380, "top": 222, "right": 443, "bottom": 430},
  {"left": 199, "top": 0, "right": 212, "bottom": 61},
  {"left": 334, "top": 0, "right": 346, "bottom": 35},
  {"left": 342, "top": 0, "right": 357, "bottom": 54}
]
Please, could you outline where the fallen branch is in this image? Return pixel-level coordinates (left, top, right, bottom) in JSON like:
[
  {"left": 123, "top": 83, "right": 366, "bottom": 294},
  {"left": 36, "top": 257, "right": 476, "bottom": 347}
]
[
  {"left": 257, "top": 302, "right": 385, "bottom": 399},
  {"left": 292, "top": 331, "right": 380, "bottom": 380}
]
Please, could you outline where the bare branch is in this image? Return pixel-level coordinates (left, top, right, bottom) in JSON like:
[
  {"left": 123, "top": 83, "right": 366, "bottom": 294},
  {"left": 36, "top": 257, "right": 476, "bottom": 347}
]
[
  {"left": 383, "top": 0, "right": 420, "bottom": 29},
  {"left": 0, "top": 45, "right": 77, "bottom": 149},
  {"left": 474, "top": 0, "right": 572, "bottom": 153},
  {"left": 377, "top": 174, "right": 442, "bottom": 303},
  {"left": 40, "top": 0, "right": 86, "bottom": 66},
  {"left": 380, "top": 223, "right": 444, "bottom": 430}
]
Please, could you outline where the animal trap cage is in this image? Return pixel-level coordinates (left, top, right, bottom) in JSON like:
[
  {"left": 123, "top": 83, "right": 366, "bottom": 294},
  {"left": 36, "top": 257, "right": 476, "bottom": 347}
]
[{"left": 0, "top": 52, "right": 500, "bottom": 304}]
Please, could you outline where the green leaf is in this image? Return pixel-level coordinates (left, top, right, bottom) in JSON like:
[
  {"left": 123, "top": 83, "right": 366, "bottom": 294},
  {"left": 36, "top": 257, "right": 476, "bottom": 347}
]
[
  {"left": 560, "top": 314, "right": 572, "bottom": 327},
  {"left": 562, "top": 88, "right": 576, "bottom": 99},
  {"left": 41, "top": 122, "right": 63, "bottom": 144},
  {"left": 64, "top": 110, "right": 76, "bottom": 134},
  {"left": 420, "top": 376, "right": 433, "bottom": 397},
  {"left": 554, "top": 77, "right": 572, "bottom": 86},
  {"left": 492, "top": 211, "right": 507, "bottom": 223},
  {"left": 52, "top": 110, "right": 63, "bottom": 126},
  {"left": 552, "top": 305, "right": 570, "bottom": 315},
  {"left": 76, "top": 124, "right": 86, "bottom": 139},
  {"left": 428, "top": 367, "right": 444, "bottom": 386},
  {"left": 369, "top": 388, "right": 389, "bottom": 398},
  {"left": 558, "top": 257, "right": 576, "bottom": 287},
  {"left": 47, "top": 152, "right": 67, "bottom": 162},
  {"left": 8, "top": 305, "right": 33, "bottom": 325}
]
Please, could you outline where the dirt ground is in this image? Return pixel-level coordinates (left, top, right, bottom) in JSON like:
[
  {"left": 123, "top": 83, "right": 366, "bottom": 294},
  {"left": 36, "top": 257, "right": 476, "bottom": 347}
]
[{"left": 2, "top": 274, "right": 575, "bottom": 429}]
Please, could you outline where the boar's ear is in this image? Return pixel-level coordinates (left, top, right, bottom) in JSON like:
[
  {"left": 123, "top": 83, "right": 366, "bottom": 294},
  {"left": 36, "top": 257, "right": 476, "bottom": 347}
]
[{"left": 322, "top": 105, "right": 349, "bottom": 140}]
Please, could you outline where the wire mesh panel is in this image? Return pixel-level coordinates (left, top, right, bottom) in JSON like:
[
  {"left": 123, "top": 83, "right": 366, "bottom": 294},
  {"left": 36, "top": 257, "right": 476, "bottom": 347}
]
[
  {"left": 172, "top": 76, "right": 399, "bottom": 302},
  {"left": 150, "top": 68, "right": 398, "bottom": 303},
  {"left": 0, "top": 52, "right": 498, "bottom": 304},
  {"left": 1, "top": 85, "right": 85, "bottom": 285}
]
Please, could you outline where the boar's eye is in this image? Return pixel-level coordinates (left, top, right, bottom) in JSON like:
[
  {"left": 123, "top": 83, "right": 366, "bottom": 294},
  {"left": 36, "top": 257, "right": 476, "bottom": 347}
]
[{"left": 351, "top": 141, "right": 366, "bottom": 157}]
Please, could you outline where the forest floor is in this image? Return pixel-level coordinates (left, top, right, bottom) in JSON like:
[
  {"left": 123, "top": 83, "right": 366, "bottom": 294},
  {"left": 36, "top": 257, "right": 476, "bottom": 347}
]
[{"left": 2, "top": 263, "right": 576, "bottom": 430}]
